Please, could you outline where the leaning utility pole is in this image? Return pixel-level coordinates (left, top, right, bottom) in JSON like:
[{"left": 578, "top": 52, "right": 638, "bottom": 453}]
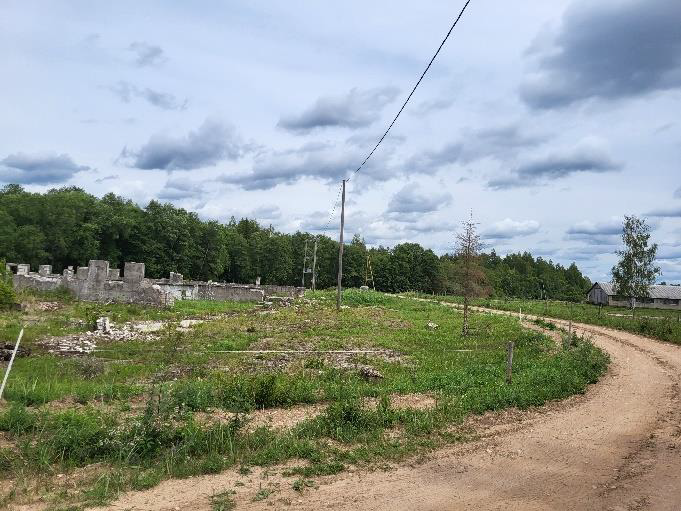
[
  {"left": 336, "top": 179, "right": 346, "bottom": 311},
  {"left": 311, "top": 238, "right": 318, "bottom": 291},
  {"left": 301, "top": 239, "right": 309, "bottom": 288}
]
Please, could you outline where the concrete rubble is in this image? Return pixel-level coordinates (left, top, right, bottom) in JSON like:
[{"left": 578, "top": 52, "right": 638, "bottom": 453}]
[{"left": 41, "top": 318, "right": 161, "bottom": 355}]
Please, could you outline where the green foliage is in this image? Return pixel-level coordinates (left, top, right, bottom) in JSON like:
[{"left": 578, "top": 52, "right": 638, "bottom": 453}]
[
  {"left": 446, "top": 296, "right": 681, "bottom": 345},
  {"left": 0, "top": 186, "right": 592, "bottom": 299},
  {"left": 0, "top": 259, "right": 16, "bottom": 308},
  {"left": 339, "top": 289, "right": 392, "bottom": 306},
  {"left": 211, "top": 490, "right": 236, "bottom": 511},
  {"left": 611, "top": 215, "right": 660, "bottom": 305},
  {"left": 0, "top": 291, "right": 610, "bottom": 509}
]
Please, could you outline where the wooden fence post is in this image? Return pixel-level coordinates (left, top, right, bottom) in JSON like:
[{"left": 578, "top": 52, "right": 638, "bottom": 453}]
[{"left": 506, "top": 342, "right": 514, "bottom": 384}]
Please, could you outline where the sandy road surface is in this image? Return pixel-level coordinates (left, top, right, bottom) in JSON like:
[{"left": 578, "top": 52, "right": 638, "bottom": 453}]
[{"left": 94, "top": 313, "right": 681, "bottom": 511}]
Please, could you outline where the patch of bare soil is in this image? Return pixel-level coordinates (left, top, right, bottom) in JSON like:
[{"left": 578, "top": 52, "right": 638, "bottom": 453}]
[
  {"left": 196, "top": 393, "right": 436, "bottom": 434},
  {"left": 363, "top": 393, "right": 436, "bottom": 411},
  {"left": 88, "top": 311, "right": 681, "bottom": 511},
  {"left": 243, "top": 338, "right": 411, "bottom": 377},
  {"left": 0, "top": 432, "right": 15, "bottom": 449},
  {"left": 196, "top": 403, "right": 328, "bottom": 433}
]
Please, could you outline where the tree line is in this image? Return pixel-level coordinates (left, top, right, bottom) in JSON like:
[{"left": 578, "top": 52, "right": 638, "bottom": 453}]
[{"left": 0, "top": 185, "right": 592, "bottom": 301}]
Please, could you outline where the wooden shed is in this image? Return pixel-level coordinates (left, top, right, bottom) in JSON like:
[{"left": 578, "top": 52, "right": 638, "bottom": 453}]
[{"left": 587, "top": 282, "right": 681, "bottom": 310}]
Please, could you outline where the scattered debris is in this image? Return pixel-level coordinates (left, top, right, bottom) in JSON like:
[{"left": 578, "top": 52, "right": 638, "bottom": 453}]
[
  {"left": 41, "top": 320, "right": 160, "bottom": 355},
  {"left": 427, "top": 321, "right": 439, "bottom": 330},
  {"left": 96, "top": 316, "right": 111, "bottom": 334},
  {"left": 133, "top": 321, "right": 165, "bottom": 333},
  {"left": 177, "top": 319, "right": 204, "bottom": 330},
  {"left": 357, "top": 366, "right": 384, "bottom": 380},
  {"left": 35, "top": 301, "right": 61, "bottom": 311},
  {"left": 44, "top": 337, "right": 98, "bottom": 355},
  {"left": 1, "top": 343, "right": 31, "bottom": 360},
  {"left": 268, "top": 296, "right": 294, "bottom": 307}
]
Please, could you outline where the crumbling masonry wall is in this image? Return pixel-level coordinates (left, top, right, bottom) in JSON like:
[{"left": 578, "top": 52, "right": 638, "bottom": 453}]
[{"left": 8, "top": 260, "right": 302, "bottom": 306}]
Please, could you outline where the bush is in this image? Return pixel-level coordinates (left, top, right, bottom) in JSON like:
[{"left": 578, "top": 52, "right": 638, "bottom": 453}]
[{"left": 0, "top": 260, "right": 16, "bottom": 309}]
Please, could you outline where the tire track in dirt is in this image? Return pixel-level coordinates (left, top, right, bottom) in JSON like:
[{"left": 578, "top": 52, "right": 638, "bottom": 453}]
[{"left": 92, "top": 307, "right": 681, "bottom": 511}]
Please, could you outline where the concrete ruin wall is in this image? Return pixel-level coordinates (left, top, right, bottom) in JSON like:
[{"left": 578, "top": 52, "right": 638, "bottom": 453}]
[
  {"left": 259, "top": 284, "right": 306, "bottom": 298},
  {"left": 8, "top": 260, "right": 303, "bottom": 306}
]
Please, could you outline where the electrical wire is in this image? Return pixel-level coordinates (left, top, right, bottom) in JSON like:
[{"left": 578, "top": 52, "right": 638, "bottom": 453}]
[
  {"left": 346, "top": 0, "right": 473, "bottom": 182},
  {"left": 316, "top": 0, "right": 473, "bottom": 234}
]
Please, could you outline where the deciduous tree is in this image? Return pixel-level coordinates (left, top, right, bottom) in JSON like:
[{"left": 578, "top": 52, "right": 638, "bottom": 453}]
[{"left": 611, "top": 215, "right": 659, "bottom": 309}]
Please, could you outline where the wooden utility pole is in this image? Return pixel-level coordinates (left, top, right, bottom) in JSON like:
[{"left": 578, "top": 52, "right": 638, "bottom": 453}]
[
  {"left": 336, "top": 180, "right": 346, "bottom": 311},
  {"left": 301, "top": 239, "right": 309, "bottom": 288},
  {"left": 311, "top": 238, "right": 318, "bottom": 291}
]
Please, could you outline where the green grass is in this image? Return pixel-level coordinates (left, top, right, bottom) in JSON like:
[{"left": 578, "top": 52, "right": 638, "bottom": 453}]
[
  {"left": 0, "top": 288, "right": 609, "bottom": 509},
  {"left": 424, "top": 293, "right": 681, "bottom": 345},
  {"left": 211, "top": 490, "right": 236, "bottom": 510}
]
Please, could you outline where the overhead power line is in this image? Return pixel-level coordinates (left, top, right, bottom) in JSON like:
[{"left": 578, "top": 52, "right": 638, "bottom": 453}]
[
  {"left": 346, "top": 0, "right": 473, "bottom": 182},
  {"left": 321, "top": 180, "right": 344, "bottom": 232},
  {"left": 318, "top": 0, "right": 474, "bottom": 233}
]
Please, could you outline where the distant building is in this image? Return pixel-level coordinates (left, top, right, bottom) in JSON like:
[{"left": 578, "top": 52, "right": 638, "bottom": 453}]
[{"left": 587, "top": 282, "right": 681, "bottom": 310}]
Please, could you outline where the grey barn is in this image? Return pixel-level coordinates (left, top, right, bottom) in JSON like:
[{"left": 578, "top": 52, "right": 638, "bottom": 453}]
[{"left": 587, "top": 282, "right": 681, "bottom": 310}]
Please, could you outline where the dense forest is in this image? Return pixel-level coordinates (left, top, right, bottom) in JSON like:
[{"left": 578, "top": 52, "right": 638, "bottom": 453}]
[{"left": 0, "top": 185, "right": 592, "bottom": 301}]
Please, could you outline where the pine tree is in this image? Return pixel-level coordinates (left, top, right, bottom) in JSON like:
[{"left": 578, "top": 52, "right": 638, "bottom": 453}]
[{"left": 455, "top": 214, "right": 487, "bottom": 335}]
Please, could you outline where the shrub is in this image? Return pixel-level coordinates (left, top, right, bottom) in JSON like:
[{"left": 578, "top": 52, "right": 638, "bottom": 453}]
[{"left": 0, "top": 260, "right": 16, "bottom": 309}]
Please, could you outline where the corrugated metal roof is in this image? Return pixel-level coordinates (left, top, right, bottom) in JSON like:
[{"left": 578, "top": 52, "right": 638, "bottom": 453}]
[{"left": 594, "top": 282, "right": 681, "bottom": 299}]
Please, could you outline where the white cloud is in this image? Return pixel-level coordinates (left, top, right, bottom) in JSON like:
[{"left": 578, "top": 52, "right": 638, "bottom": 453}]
[{"left": 483, "top": 219, "right": 540, "bottom": 239}]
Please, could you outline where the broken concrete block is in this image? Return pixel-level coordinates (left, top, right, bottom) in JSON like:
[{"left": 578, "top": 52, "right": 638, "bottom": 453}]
[
  {"left": 38, "top": 265, "right": 52, "bottom": 276},
  {"left": 169, "top": 272, "right": 183, "bottom": 284},
  {"left": 87, "top": 260, "right": 109, "bottom": 280},
  {"left": 76, "top": 267, "right": 89, "bottom": 280},
  {"left": 95, "top": 316, "right": 111, "bottom": 334},
  {"left": 124, "top": 262, "right": 145, "bottom": 283},
  {"left": 108, "top": 269, "right": 120, "bottom": 280},
  {"left": 17, "top": 264, "right": 30, "bottom": 275}
]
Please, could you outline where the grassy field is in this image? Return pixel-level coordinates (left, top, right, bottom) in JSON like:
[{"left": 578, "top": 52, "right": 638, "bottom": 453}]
[
  {"left": 420, "top": 294, "right": 681, "bottom": 345},
  {"left": 0, "top": 289, "right": 608, "bottom": 510}
]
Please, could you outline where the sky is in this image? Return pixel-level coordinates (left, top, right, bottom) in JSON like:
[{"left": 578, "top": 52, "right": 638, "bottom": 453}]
[{"left": 1, "top": 0, "right": 680, "bottom": 282}]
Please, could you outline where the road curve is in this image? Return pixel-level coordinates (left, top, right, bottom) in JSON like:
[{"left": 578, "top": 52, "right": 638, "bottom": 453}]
[{"left": 95, "top": 316, "right": 681, "bottom": 511}]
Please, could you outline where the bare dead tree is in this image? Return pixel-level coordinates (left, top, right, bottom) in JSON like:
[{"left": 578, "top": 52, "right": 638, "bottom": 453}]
[{"left": 455, "top": 213, "right": 486, "bottom": 336}]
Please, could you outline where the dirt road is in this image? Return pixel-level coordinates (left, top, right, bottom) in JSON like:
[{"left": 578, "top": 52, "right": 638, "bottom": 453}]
[{"left": 96, "top": 318, "right": 681, "bottom": 511}]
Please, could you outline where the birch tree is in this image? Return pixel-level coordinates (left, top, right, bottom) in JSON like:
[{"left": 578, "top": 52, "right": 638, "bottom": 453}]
[{"left": 611, "top": 215, "right": 659, "bottom": 309}]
